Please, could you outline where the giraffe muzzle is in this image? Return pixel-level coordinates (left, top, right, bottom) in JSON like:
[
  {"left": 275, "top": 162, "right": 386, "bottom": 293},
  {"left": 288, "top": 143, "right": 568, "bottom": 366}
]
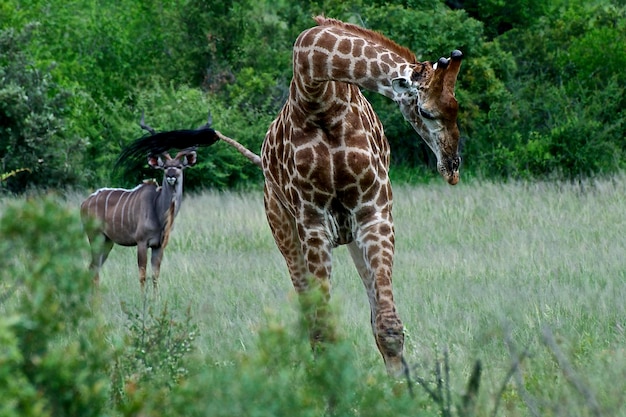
[
  {"left": 446, "top": 171, "right": 459, "bottom": 185},
  {"left": 446, "top": 171, "right": 460, "bottom": 185},
  {"left": 438, "top": 156, "right": 461, "bottom": 185}
]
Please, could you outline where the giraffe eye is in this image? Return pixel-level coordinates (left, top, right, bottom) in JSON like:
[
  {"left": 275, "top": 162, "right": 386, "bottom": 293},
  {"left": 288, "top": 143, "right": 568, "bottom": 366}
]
[{"left": 418, "top": 107, "right": 436, "bottom": 120}]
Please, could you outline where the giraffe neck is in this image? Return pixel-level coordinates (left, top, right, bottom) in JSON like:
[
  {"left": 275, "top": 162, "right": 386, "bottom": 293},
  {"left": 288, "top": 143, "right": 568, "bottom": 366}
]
[{"left": 292, "top": 23, "right": 415, "bottom": 103}]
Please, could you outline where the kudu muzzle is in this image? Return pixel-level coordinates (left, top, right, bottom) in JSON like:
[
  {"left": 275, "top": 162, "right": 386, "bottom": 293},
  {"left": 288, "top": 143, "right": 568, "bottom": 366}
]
[{"left": 165, "top": 168, "right": 181, "bottom": 186}]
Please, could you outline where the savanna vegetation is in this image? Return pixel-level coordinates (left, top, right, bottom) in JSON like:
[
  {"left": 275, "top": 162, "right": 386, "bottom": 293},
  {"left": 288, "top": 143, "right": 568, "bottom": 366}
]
[
  {"left": 2, "top": 177, "right": 625, "bottom": 416},
  {"left": 1, "top": 0, "right": 625, "bottom": 416}
]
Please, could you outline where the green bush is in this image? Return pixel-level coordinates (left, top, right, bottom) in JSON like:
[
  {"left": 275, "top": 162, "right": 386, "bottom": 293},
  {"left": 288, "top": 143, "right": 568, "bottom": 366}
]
[
  {"left": 0, "top": 25, "right": 87, "bottom": 193},
  {"left": 466, "top": 1, "right": 626, "bottom": 180},
  {"left": 0, "top": 197, "right": 111, "bottom": 416},
  {"left": 112, "top": 302, "right": 198, "bottom": 413},
  {"left": 461, "top": 0, "right": 550, "bottom": 38},
  {"left": 120, "top": 312, "right": 430, "bottom": 417}
]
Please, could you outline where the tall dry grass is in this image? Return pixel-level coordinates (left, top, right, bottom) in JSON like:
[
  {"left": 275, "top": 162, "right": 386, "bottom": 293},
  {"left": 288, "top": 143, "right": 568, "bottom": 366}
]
[{"left": 8, "top": 174, "right": 624, "bottom": 415}]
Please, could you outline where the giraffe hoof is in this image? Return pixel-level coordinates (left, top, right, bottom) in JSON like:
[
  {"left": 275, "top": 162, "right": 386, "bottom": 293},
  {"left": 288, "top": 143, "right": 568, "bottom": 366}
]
[{"left": 384, "top": 355, "right": 408, "bottom": 378}]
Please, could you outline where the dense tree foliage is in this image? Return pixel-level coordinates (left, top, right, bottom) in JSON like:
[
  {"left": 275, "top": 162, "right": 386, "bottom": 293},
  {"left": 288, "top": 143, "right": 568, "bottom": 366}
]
[
  {"left": 1, "top": 0, "right": 624, "bottom": 193},
  {"left": 0, "top": 24, "right": 87, "bottom": 193}
]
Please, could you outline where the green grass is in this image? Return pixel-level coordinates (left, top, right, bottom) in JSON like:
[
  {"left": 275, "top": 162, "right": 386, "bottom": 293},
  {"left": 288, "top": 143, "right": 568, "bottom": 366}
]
[{"left": 4, "top": 175, "right": 626, "bottom": 416}]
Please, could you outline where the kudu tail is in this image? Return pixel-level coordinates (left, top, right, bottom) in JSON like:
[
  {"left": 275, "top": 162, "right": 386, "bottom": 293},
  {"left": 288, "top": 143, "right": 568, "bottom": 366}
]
[{"left": 215, "top": 131, "right": 262, "bottom": 168}]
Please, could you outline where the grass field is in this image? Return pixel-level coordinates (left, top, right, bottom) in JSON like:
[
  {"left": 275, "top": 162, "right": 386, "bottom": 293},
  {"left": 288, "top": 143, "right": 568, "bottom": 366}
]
[{"left": 3, "top": 174, "right": 625, "bottom": 416}]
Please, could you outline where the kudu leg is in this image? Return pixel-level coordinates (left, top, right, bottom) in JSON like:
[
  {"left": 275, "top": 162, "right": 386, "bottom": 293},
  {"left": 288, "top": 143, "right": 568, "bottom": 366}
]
[
  {"left": 150, "top": 247, "right": 164, "bottom": 291},
  {"left": 137, "top": 242, "right": 149, "bottom": 290},
  {"left": 89, "top": 237, "right": 114, "bottom": 286}
]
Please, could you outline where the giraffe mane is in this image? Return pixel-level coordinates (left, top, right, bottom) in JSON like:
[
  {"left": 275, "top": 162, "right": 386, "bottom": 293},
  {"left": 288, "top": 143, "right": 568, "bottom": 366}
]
[{"left": 314, "top": 15, "right": 417, "bottom": 64}]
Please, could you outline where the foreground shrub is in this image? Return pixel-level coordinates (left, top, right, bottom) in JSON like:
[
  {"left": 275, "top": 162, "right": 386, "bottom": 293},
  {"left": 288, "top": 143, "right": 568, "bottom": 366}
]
[
  {"left": 2, "top": 193, "right": 618, "bottom": 416},
  {"left": 123, "top": 313, "right": 432, "bottom": 417},
  {"left": 0, "top": 197, "right": 111, "bottom": 416},
  {"left": 111, "top": 301, "right": 198, "bottom": 410}
]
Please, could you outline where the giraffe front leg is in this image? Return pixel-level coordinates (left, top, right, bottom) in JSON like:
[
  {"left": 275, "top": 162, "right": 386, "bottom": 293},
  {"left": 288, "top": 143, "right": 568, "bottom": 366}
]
[{"left": 350, "top": 224, "right": 406, "bottom": 377}]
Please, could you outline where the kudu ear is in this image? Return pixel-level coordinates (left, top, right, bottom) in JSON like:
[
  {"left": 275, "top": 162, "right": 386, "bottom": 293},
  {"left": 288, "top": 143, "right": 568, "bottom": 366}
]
[
  {"left": 147, "top": 155, "right": 159, "bottom": 169},
  {"left": 174, "top": 148, "right": 198, "bottom": 167},
  {"left": 183, "top": 151, "right": 197, "bottom": 167},
  {"left": 147, "top": 154, "right": 166, "bottom": 169}
]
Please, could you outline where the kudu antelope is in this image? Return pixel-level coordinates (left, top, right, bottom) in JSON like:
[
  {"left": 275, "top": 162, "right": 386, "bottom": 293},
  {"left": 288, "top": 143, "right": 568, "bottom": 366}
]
[{"left": 82, "top": 118, "right": 215, "bottom": 290}]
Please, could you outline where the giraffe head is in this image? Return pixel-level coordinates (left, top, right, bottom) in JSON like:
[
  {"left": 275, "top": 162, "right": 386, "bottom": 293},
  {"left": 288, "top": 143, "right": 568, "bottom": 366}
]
[{"left": 392, "top": 50, "right": 464, "bottom": 185}]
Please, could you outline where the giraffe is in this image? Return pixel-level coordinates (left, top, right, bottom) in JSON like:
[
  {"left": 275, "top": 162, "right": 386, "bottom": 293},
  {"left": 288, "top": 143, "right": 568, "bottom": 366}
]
[
  {"left": 116, "top": 16, "right": 464, "bottom": 376},
  {"left": 258, "top": 16, "right": 463, "bottom": 376}
]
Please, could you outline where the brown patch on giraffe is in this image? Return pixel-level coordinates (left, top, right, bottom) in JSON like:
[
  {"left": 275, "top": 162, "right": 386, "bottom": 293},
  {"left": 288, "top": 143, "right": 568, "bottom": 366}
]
[
  {"left": 332, "top": 55, "right": 353, "bottom": 72},
  {"left": 352, "top": 39, "right": 365, "bottom": 57},
  {"left": 359, "top": 170, "right": 376, "bottom": 191},
  {"left": 410, "top": 62, "right": 430, "bottom": 81},
  {"left": 368, "top": 244, "right": 382, "bottom": 256},
  {"left": 310, "top": 50, "right": 332, "bottom": 77},
  {"left": 307, "top": 250, "right": 321, "bottom": 266},
  {"left": 345, "top": 149, "right": 370, "bottom": 175},
  {"left": 378, "top": 223, "right": 392, "bottom": 237},
  {"left": 337, "top": 38, "right": 353, "bottom": 54},
  {"left": 364, "top": 47, "right": 379, "bottom": 61},
  {"left": 376, "top": 275, "right": 392, "bottom": 289},
  {"left": 370, "top": 257, "right": 381, "bottom": 270},
  {"left": 361, "top": 183, "right": 380, "bottom": 204},
  {"left": 354, "top": 59, "right": 367, "bottom": 77},
  {"left": 376, "top": 187, "right": 389, "bottom": 207},
  {"left": 338, "top": 185, "right": 360, "bottom": 209},
  {"left": 379, "top": 62, "right": 391, "bottom": 75},
  {"left": 295, "top": 147, "right": 315, "bottom": 168}
]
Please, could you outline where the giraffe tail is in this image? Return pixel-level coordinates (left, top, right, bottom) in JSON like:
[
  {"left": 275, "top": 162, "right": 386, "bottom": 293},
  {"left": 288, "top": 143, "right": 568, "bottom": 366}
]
[
  {"left": 116, "top": 124, "right": 219, "bottom": 172},
  {"left": 215, "top": 131, "right": 262, "bottom": 168}
]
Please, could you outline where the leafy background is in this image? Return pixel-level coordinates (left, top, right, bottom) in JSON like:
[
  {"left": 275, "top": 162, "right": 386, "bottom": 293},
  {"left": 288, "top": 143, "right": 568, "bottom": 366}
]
[{"left": 1, "top": 0, "right": 624, "bottom": 193}]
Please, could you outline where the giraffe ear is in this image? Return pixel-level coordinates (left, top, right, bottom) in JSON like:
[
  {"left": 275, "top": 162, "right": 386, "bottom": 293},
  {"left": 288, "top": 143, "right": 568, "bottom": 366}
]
[{"left": 392, "top": 77, "right": 418, "bottom": 95}]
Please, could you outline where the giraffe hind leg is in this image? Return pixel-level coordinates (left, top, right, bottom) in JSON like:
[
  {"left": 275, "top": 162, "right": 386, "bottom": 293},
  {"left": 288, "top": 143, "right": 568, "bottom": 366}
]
[
  {"left": 298, "top": 226, "right": 337, "bottom": 348},
  {"left": 264, "top": 190, "right": 336, "bottom": 348}
]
